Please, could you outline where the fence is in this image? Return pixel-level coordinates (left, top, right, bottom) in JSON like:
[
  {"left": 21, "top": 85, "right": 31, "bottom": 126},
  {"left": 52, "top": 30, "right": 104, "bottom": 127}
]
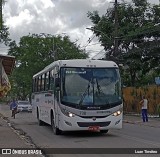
[{"left": 123, "top": 85, "right": 160, "bottom": 115}]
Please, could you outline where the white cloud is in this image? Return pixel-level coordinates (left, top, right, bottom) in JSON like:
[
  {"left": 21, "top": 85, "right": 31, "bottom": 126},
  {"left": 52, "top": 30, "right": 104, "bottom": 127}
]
[
  {"left": 2, "top": 0, "right": 160, "bottom": 58},
  {"left": 3, "top": 0, "right": 110, "bottom": 58},
  {"left": 41, "top": 0, "right": 55, "bottom": 8},
  {"left": 6, "top": 9, "right": 34, "bottom": 28}
]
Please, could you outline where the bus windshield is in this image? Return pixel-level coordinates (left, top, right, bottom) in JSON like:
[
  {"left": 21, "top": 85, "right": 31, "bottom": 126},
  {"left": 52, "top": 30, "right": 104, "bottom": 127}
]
[{"left": 60, "top": 67, "right": 122, "bottom": 109}]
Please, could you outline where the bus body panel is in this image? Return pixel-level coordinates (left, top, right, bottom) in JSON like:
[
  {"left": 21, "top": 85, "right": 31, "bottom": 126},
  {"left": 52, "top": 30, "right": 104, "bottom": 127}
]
[{"left": 32, "top": 93, "right": 53, "bottom": 124}]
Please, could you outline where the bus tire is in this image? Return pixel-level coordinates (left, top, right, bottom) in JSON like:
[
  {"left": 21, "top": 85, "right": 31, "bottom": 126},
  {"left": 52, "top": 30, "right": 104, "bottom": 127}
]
[
  {"left": 37, "top": 109, "right": 44, "bottom": 126},
  {"left": 38, "top": 118, "right": 44, "bottom": 126},
  {"left": 51, "top": 115, "right": 61, "bottom": 135},
  {"left": 100, "top": 130, "right": 108, "bottom": 134}
]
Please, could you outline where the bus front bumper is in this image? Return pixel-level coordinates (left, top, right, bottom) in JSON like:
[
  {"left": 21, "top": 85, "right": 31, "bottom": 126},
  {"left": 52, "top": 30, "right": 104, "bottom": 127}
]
[{"left": 58, "top": 113, "right": 122, "bottom": 131}]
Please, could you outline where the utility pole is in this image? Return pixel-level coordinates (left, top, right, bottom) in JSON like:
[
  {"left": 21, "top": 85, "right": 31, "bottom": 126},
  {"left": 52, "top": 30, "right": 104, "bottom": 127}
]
[
  {"left": 113, "top": 0, "right": 119, "bottom": 57},
  {"left": 0, "top": 0, "right": 2, "bottom": 29},
  {"left": 52, "top": 33, "right": 66, "bottom": 61},
  {"left": 52, "top": 36, "right": 56, "bottom": 61}
]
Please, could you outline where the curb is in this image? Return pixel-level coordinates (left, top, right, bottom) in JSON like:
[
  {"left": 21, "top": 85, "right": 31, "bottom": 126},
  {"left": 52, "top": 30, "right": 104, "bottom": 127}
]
[
  {"left": 123, "top": 120, "right": 136, "bottom": 124},
  {"left": 123, "top": 119, "right": 160, "bottom": 128}
]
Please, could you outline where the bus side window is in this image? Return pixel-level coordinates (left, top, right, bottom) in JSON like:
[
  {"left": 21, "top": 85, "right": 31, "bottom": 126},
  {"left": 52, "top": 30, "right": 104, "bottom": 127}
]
[
  {"left": 45, "top": 72, "right": 49, "bottom": 91},
  {"left": 55, "top": 77, "right": 60, "bottom": 88},
  {"left": 32, "top": 78, "right": 35, "bottom": 92},
  {"left": 48, "top": 71, "right": 51, "bottom": 90},
  {"left": 41, "top": 74, "right": 45, "bottom": 91},
  {"left": 38, "top": 76, "right": 41, "bottom": 92},
  {"left": 50, "top": 70, "right": 54, "bottom": 90},
  {"left": 35, "top": 78, "right": 38, "bottom": 92}
]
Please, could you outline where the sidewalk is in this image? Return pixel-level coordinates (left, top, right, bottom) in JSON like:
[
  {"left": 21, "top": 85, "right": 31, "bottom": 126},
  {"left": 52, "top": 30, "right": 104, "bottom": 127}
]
[
  {"left": 0, "top": 117, "right": 44, "bottom": 157},
  {"left": 0, "top": 104, "right": 44, "bottom": 157},
  {"left": 123, "top": 114, "right": 160, "bottom": 128}
]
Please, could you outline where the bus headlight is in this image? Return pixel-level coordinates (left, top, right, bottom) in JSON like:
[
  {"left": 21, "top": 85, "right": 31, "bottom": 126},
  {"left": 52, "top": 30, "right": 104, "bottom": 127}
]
[
  {"left": 61, "top": 108, "right": 75, "bottom": 117},
  {"left": 113, "top": 110, "right": 121, "bottom": 116},
  {"left": 68, "top": 112, "right": 74, "bottom": 117}
]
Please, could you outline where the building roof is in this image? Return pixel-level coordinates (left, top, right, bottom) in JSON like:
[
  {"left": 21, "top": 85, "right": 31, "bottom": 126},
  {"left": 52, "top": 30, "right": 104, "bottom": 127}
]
[{"left": 0, "top": 54, "right": 15, "bottom": 75}]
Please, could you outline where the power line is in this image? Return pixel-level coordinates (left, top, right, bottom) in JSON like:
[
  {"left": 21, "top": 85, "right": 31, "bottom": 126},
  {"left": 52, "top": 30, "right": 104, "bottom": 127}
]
[
  {"left": 79, "top": 35, "right": 96, "bottom": 49},
  {"left": 86, "top": 43, "right": 101, "bottom": 46},
  {"left": 91, "top": 49, "right": 106, "bottom": 59},
  {"left": 80, "top": 42, "right": 101, "bottom": 49}
]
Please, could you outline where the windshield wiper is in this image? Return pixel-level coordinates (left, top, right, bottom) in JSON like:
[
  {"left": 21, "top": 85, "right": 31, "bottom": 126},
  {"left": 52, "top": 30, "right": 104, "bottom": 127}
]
[
  {"left": 79, "top": 79, "right": 92, "bottom": 106},
  {"left": 95, "top": 78, "right": 105, "bottom": 95},
  {"left": 94, "top": 78, "right": 110, "bottom": 105}
]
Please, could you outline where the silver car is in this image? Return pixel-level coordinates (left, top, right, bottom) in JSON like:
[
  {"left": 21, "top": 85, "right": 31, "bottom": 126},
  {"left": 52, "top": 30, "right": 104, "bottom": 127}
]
[{"left": 17, "top": 101, "right": 32, "bottom": 112}]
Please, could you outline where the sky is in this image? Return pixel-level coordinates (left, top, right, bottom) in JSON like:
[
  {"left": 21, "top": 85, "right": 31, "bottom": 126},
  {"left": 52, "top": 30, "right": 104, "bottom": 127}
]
[{"left": 1, "top": 0, "right": 160, "bottom": 59}]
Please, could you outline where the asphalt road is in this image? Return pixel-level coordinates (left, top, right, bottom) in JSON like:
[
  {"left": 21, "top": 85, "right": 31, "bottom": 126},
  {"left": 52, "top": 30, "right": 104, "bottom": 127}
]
[{"left": 1, "top": 104, "right": 160, "bottom": 157}]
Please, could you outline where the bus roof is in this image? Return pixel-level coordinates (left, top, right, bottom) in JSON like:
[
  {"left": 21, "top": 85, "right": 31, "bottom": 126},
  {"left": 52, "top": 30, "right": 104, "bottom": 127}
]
[{"left": 33, "top": 59, "right": 118, "bottom": 78}]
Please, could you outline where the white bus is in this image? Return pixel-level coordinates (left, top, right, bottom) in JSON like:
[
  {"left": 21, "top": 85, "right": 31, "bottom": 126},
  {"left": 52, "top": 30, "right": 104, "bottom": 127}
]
[{"left": 32, "top": 59, "right": 123, "bottom": 135}]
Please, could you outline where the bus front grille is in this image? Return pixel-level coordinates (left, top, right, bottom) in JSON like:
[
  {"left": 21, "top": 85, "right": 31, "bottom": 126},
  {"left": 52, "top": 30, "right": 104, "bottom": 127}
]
[{"left": 77, "top": 121, "right": 111, "bottom": 127}]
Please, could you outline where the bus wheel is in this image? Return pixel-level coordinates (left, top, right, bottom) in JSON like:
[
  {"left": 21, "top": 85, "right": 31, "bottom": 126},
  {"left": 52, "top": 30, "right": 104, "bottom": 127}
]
[
  {"left": 51, "top": 116, "right": 61, "bottom": 135},
  {"left": 100, "top": 130, "right": 108, "bottom": 134},
  {"left": 37, "top": 110, "right": 44, "bottom": 126},
  {"left": 38, "top": 118, "right": 44, "bottom": 126}
]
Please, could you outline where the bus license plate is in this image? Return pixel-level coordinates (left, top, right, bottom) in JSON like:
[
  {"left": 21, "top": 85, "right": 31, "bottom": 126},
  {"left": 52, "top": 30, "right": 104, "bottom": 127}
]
[{"left": 88, "top": 126, "right": 100, "bottom": 131}]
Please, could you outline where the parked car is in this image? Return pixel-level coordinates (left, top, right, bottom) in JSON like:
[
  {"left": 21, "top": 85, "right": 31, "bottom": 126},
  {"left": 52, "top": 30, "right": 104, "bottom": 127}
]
[{"left": 17, "top": 101, "right": 32, "bottom": 112}]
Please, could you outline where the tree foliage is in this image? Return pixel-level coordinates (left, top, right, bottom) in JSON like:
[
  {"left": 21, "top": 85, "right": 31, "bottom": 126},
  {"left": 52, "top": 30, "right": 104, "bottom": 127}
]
[
  {"left": 87, "top": 0, "right": 160, "bottom": 86},
  {"left": 0, "top": 25, "right": 11, "bottom": 45},
  {"left": 8, "top": 33, "right": 88, "bottom": 99},
  {"left": 0, "top": 0, "right": 10, "bottom": 45}
]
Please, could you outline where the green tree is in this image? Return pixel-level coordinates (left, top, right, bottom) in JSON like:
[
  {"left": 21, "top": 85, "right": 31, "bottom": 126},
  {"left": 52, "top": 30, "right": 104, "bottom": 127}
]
[
  {"left": 8, "top": 33, "right": 88, "bottom": 99},
  {"left": 0, "top": 0, "right": 11, "bottom": 45},
  {"left": 0, "top": 25, "right": 11, "bottom": 45},
  {"left": 88, "top": 0, "right": 160, "bottom": 86}
]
